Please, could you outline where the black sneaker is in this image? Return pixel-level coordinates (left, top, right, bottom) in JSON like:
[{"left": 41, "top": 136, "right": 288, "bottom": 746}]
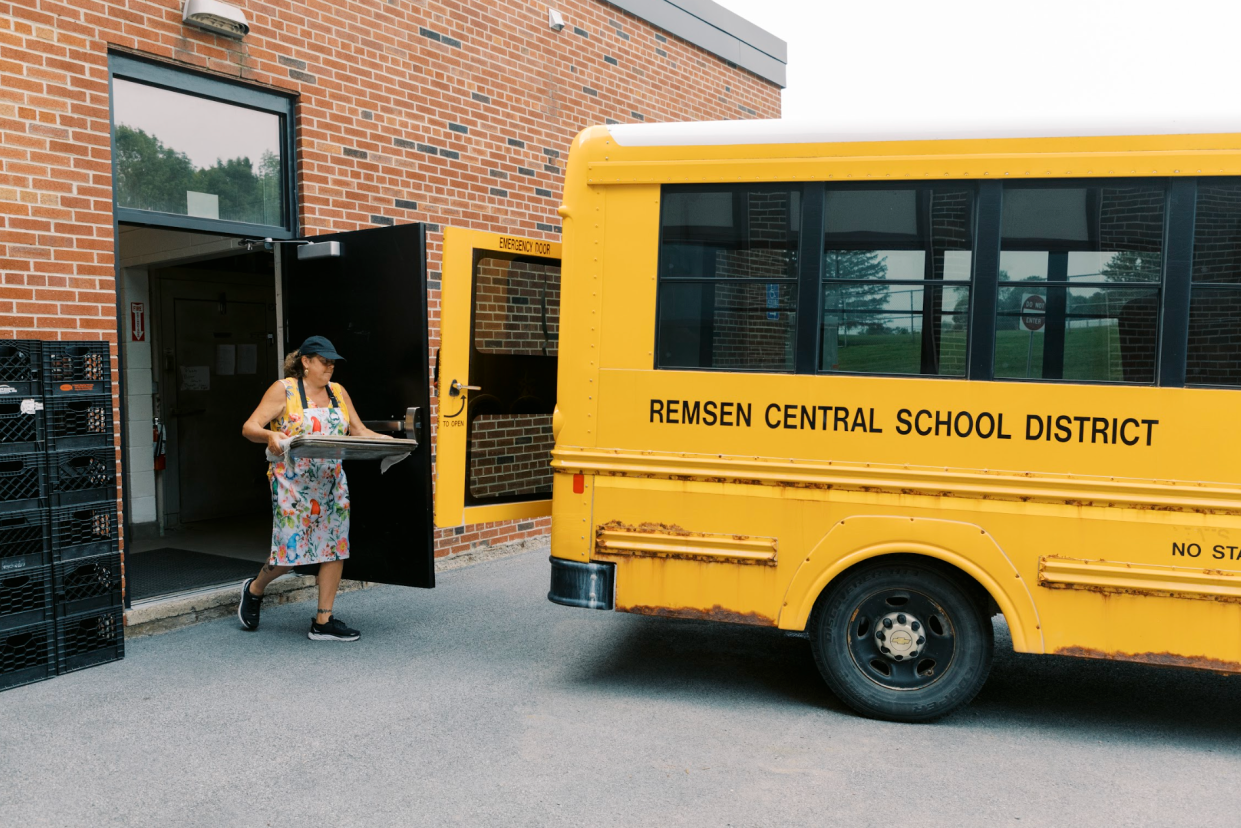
[
  {"left": 238, "top": 577, "right": 264, "bottom": 631},
  {"left": 308, "top": 615, "right": 360, "bottom": 642}
]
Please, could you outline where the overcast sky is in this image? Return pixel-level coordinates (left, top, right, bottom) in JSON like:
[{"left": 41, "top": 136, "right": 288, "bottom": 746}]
[{"left": 711, "top": 0, "right": 1241, "bottom": 125}]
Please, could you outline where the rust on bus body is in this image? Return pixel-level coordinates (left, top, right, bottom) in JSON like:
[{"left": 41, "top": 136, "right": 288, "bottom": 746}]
[
  {"left": 594, "top": 520, "right": 775, "bottom": 566},
  {"left": 596, "top": 519, "right": 692, "bottom": 538},
  {"left": 1054, "top": 645, "right": 1241, "bottom": 674},
  {"left": 617, "top": 603, "right": 776, "bottom": 627}
]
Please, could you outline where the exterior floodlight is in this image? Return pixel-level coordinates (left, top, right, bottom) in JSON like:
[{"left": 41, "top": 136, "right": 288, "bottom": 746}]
[
  {"left": 183, "top": 0, "right": 250, "bottom": 39},
  {"left": 548, "top": 8, "right": 565, "bottom": 31}
]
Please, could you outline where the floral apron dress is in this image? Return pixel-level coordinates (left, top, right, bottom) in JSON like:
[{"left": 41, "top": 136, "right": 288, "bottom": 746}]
[{"left": 267, "top": 377, "right": 350, "bottom": 566}]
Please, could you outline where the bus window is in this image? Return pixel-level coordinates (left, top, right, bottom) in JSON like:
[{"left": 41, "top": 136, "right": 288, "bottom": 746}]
[
  {"left": 1187, "top": 180, "right": 1241, "bottom": 385},
  {"left": 995, "top": 183, "right": 1163, "bottom": 383},
  {"left": 655, "top": 185, "right": 801, "bottom": 372},
  {"left": 820, "top": 187, "right": 973, "bottom": 375}
]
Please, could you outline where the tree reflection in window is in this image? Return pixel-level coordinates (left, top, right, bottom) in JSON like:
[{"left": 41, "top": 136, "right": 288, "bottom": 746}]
[
  {"left": 115, "top": 126, "right": 282, "bottom": 225},
  {"left": 112, "top": 77, "right": 285, "bottom": 227}
]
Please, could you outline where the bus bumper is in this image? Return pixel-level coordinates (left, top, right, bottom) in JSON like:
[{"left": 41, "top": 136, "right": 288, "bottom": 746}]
[{"left": 548, "top": 556, "right": 615, "bottom": 610}]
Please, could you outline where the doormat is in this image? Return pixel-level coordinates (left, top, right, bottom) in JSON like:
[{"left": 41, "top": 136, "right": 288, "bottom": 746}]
[{"left": 127, "top": 549, "right": 260, "bottom": 602}]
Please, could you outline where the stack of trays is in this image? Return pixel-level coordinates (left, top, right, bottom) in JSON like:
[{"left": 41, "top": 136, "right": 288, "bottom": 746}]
[{"left": 0, "top": 340, "right": 122, "bottom": 693}]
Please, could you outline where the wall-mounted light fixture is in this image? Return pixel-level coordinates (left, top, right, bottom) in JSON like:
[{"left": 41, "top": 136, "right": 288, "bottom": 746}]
[
  {"left": 548, "top": 8, "right": 565, "bottom": 32},
  {"left": 183, "top": 0, "right": 250, "bottom": 39}
]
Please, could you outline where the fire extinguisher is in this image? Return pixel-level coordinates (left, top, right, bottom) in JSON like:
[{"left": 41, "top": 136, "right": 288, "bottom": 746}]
[{"left": 153, "top": 416, "right": 167, "bottom": 471}]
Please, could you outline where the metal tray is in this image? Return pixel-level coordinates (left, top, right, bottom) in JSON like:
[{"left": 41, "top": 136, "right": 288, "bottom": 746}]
[{"left": 286, "top": 435, "right": 418, "bottom": 461}]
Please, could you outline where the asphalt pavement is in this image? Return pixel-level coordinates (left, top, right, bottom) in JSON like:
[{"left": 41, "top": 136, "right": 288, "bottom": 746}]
[{"left": 1, "top": 546, "right": 1237, "bottom": 828}]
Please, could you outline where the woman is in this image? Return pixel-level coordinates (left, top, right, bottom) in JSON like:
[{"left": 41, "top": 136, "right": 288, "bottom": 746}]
[{"left": 238, "top": 335, "right": 389, "bottom": 641}]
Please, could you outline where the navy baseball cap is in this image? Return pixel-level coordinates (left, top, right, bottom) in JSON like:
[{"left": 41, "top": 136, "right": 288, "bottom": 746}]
[{"left": 298, "top": 335, "right": 346, "bottom": 361}]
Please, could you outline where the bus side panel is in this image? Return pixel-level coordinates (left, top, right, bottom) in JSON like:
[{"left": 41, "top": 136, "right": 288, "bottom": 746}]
[
  {"left": 590, "top": 476, "right": 799, "bottom": 625},
  {"left": 1006, "top": 513, "right": 1241, "bottom": 671},
  {"left": 599, "top": 183, "right": 660, "bottom": 373}
]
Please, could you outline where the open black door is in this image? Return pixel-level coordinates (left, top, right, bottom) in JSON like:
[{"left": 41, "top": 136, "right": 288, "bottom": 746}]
[{"left": 282, "top": 223, "right": 434, "bottom": 588}]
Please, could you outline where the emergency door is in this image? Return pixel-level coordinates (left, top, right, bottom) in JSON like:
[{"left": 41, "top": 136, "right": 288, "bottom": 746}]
[
  {"left": 435, "top": 228, "right": 562, "bottom": 528},
  {"left": 283, "top": 223, "right": 435, "bottom": 588}
]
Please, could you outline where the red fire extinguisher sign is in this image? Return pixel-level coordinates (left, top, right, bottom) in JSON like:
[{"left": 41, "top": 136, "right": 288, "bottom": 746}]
[{"left": 131, "top": 302, "right": 145, "bottom": 341}]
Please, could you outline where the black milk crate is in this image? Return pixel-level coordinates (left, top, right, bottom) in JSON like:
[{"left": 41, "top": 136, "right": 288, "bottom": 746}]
[
  {"left": 0, "top": 340, "right": 42, "bottom": 397},
  {"left": 57, "top": 606, "right": 123, "bottom": 674},
  {"left": 42, "top": 341, "right": 111, "bottom": 397},
  {"left": 0, "top": 452, "right": 45, "bottom": 513},
  {"left": 47, "top": 447, "right": 115, "bottom": 507},
  {"left": 0, "top": 619, "right": 55, "bottom": 691},
  {"left": 51, "top": 502, "right": 118, "bottom": 563},
  {"left": 53, "top": 553, "right": 122, "bottom": 617},
  {"left": 44, "top": 394, "right": 112, "bottom": 451},
  {"left": 0, "top": 397, "right": 44, "bottom": 455},
  {"left": 0, "top": 564, "right": 53, "bottom": 631},
  {"left": 0, "top": 508, "right": 50, "bottom": 574}
]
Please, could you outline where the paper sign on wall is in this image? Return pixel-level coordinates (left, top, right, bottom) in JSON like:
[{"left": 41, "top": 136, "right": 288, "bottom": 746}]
[
  {"left": 237, "top": 344, "right": 258, "bottom": 375},
  {"left": 215, "top": 344, "right": 236, "bottom": 376},
  {"left": 180, "top": 365, "right": 210, "bottom": 391}
]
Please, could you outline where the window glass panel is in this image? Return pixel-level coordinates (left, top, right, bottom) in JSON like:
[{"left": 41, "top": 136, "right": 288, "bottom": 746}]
[
  {"left": 823, "top": 250, "right": 973, "bottom": 282},
  {"left": 1187, "top": 182, "right": 1241, "bottom": 384},
  {"left": 997, "top": 184, "right": 1163, "bottom": 384},
  {"left": 821, "top": 285, "right": 967, "bottom": 375},
  {"left": 1187, "top": 288, "right": 1241, "bottom": 385},
  {"left": 1001, "top": 188, "right": 1090, "bottom": 242},
  {"left": 995, "top": 285, "right": 1158, "bottom": 382},
  {"left": 825, "top": 190, "right": 918, "bottom": 241},
  {"left": 660, "top": 187, "right": 800, "bottom": 280},
  {"left": 113, "top": 78, "right": 285, "bottom": 226},
  {"left": 1191, "top": 183, "right": 1241, "bottom": 284},
  {"left": 473, "top": 258, "right": 559, "bottom": 356},
  {"left": 999, "top": 250, "right": 1162, "bottom": 282},
  {"left": 656, "top": 185, "right": 801, "bottom": 372},
  {"left": 656, "top": 281, "right": 796, "bottom": 372},
  {"left": 820, "top": 187, "right": 973, "bottom": 376}
]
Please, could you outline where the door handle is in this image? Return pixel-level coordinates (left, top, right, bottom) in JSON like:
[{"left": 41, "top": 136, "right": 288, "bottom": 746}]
[
  {"left": 360, "top": 407, "right": 420, "bottom": 447},
  {"left": 449, "top": 379, "right": 480, "bottom": 397}
]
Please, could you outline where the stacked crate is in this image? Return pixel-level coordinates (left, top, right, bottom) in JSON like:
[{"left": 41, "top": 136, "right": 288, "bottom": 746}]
[{"left": 0, "top": 340, "right": 122, "bottom": 692}]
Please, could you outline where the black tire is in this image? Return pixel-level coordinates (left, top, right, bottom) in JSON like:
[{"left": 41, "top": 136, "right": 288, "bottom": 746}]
[{"left": 809, "top": 558, "right": 993, "bottom": 723}]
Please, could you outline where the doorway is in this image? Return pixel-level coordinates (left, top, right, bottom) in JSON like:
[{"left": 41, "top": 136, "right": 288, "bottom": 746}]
[
  {"left": 117, "top": 222, "right": 437, "bottom": 604},
  {"left": 119, "top": 228, "right": 280, "bottom": 600}
]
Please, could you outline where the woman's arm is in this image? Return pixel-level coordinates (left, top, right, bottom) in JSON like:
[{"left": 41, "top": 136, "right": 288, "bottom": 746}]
[
  {"left": 242, "top": 381, "right": 291, "bottom": 455},
  {"left": 337, "top": 386, "right": 393, "bottom": 438}
]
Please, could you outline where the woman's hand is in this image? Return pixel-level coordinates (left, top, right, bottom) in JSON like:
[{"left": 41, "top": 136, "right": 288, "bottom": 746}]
[{"left": 266, "top": 431, "right": 286, "bottom": 456}]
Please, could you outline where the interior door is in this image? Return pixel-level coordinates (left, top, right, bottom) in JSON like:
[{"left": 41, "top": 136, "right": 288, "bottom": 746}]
[
  {"left": 283, "top": 223, "right": 435, "bottom": 588},
  {"left": 435, "top": 228, "right": 562, "bottom": 528},
  {"left": 171, "top": 294, "right": 276, "bottom": 522}
]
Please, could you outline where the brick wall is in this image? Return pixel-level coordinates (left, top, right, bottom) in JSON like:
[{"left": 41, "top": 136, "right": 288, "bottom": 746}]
[
  {"left": 468, "top": 413, "right": 554, "bottom": 498},
  {"left": 0, "top": 0, "right": 781, "bottom": 559},
  {"left": 474, "top": 257, "right": 559, "bottom": 357}
]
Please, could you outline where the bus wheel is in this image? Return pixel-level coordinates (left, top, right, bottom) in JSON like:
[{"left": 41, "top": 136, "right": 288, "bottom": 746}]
[{"left": 809, "top": 559, "right": 993, "bottom": 722}]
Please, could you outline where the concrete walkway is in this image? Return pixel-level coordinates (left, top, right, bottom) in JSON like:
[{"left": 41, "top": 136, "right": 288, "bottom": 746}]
[{"left": 2, "top": 547, "right": 1238, "bottom": 827}]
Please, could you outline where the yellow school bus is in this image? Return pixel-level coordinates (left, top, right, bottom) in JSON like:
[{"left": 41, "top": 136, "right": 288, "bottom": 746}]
[{"left": 436, "top": 120, "right": 1241, "bottom": 721}]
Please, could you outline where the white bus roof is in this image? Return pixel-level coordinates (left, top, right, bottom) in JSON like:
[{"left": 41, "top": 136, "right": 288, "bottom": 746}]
[{"left": 606, "top": 117, "right": 1241, "bottom": 147}]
